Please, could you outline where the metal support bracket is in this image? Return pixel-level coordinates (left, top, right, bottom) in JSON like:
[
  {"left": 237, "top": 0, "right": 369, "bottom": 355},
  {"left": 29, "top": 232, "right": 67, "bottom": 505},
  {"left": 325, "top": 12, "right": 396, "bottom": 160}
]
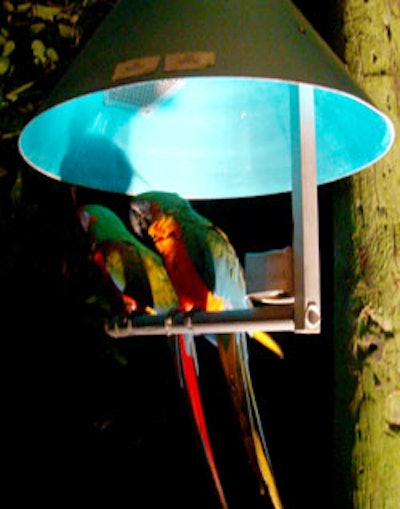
[{"left": 290, "top": 84, "right": 321, "bottom": 333}]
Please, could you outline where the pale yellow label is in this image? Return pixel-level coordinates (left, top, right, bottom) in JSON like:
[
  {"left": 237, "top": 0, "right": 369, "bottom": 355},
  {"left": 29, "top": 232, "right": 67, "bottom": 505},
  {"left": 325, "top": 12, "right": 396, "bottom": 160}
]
[
  {"left": 112, "top": 55, "right": 161, "bottom": 81},
  {"left": 164, "top": 51, "right": 216, "bottom": 72}
]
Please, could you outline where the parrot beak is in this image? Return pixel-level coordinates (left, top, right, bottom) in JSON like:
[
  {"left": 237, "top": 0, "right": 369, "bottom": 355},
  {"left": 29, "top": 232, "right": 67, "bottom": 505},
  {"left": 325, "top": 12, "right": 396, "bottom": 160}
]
[
  {"left": 129, "top": 200, "right": 152, "bottom": 238},
  {"left": 78, "top": 208, "right": 91, "bottom": 233}
]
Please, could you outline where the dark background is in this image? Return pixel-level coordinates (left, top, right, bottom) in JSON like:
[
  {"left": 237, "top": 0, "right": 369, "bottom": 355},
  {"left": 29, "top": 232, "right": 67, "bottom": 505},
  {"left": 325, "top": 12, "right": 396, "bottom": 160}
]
[{"left": 2, "top": 2, "right": 343, "bottom": 508}]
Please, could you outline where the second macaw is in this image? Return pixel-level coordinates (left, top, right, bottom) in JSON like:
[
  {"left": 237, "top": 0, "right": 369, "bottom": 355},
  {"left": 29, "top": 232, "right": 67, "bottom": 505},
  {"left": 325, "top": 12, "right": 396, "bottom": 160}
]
[
  {"left": 129, "top": 191, "right": 284, "bottom": 509},
  {"left": 78, "top": 203, "right": 228, "bottom": 508}
]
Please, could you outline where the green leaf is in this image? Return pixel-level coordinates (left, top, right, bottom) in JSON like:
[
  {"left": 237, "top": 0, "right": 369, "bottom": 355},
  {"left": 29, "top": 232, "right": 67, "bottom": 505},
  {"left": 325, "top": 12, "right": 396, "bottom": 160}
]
[
  {"left": 46, "top": 47, "right": 59, "bottom": 64},
  {"left": 30, "top": 23, "right": 46, "bottom": 35},
  {"left": 3, "top": 39, "right": 15, "bottom": 57},
  {"left": 31, "top": 39, "right": 47, "bottom": 65},
  {"left": 0, "top": 55, "right": 10, "bottom": 75},
  {"left": 58, "top": 23, "right": 77, "bottom": 39},
  {"left": 32, "top": 4, "right": 63, "bottom": 22},
  {"left": 17, "top": 3, "right": 32, "bottom": 13},
  {"left": 5, "top": 81, "right": 35, "bottom": 102}
]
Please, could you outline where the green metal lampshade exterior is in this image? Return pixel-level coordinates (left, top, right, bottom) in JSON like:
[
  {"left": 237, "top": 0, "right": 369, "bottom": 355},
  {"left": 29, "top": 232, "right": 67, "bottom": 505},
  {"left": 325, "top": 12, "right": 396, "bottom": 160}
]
[{"left": 18, "top": 0, "right": 395, "bottom": 199}]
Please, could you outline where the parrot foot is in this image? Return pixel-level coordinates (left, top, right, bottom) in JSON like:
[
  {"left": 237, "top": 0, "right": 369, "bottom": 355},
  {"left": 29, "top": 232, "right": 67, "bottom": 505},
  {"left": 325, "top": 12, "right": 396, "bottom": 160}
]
[
  {"left": 163, "top": 306, "right": 199, "bottom": 334},
  {"left": 163, "top": 307, "right": 181, "bottom": 336},
  {"left": 183, "top": 307, "right": 199, "bottom": 331},
  {"left": 120, "top": 292, "right": 138, "bottom": 314},
  {"left": 122, "top": 292, "right": 156, "bottom": 317}
]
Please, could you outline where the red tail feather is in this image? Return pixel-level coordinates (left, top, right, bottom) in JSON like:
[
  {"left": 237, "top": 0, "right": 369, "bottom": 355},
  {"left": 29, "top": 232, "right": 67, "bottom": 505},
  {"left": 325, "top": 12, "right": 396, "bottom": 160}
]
[{"left": 177, "top": 334, "right": 228, "bottom": 509}]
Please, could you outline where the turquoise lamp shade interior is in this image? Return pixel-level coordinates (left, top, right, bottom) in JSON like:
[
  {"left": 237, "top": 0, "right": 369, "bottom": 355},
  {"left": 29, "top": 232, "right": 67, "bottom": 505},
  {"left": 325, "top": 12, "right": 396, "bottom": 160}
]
[{"left": 18, "top": 0, "right": 395, "bottom": 199}]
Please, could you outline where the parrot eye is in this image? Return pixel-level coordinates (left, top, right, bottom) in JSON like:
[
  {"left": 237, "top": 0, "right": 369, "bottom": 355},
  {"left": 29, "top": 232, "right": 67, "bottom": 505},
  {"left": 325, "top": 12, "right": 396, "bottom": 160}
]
[{"left": 129, "top": 200, "right": 152, "bottom": 237}]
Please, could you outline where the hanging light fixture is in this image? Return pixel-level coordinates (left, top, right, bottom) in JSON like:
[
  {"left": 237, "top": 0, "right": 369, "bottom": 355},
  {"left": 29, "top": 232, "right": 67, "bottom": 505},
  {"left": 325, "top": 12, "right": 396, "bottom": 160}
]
[{"left": 18, "top": 0, "right": 395, "bottom": 335}]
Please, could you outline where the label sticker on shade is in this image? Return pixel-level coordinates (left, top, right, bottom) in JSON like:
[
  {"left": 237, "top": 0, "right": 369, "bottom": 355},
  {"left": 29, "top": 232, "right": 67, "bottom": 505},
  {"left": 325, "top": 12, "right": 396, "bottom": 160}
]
[{"left": 112, "top": 55, "right": 161, "bottom": 81}]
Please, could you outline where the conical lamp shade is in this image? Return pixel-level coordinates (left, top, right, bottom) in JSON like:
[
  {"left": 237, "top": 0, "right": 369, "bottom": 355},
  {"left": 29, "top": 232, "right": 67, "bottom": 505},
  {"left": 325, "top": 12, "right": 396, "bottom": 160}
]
[{"left": 18, "top": 0, "right": 394, "bottom": 199}]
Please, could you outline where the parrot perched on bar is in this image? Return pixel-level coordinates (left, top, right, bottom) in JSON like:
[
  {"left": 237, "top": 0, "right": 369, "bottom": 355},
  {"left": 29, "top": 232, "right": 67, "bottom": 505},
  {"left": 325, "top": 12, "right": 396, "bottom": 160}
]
[
  {"left": 129, "top": 191, "right": 284, "bottom": 509},
  {"left": 78, "top": 203, "right": 228, "bottom": 508}
]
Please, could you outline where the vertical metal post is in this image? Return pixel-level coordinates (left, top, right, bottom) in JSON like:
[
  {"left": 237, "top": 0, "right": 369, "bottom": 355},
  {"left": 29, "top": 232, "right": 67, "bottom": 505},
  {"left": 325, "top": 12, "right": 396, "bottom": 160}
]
[{"left": 290, "top": 84, "right": 321, "bottom": 333}]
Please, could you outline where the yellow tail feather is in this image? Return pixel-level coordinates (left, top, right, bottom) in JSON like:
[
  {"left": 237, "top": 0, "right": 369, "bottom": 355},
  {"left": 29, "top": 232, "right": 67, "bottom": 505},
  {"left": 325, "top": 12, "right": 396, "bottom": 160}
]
[
  {"left": 252, "top": 330, "right": 284, "bottom": 359},
  {"left": 253, "top": 431, "right": 283, "bottom": 509}
]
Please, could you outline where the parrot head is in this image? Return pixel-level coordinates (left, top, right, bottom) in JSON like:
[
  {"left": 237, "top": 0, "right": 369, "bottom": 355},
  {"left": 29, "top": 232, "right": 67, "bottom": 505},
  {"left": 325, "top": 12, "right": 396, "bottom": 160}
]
[
  {"left": 77, "top": 204, "right": 134, "bottom": 245},
  {"left": 129, "top": 197, "right": 153, "bottom": 238},
  {"left": 129, "top": 191, "right": 196, "bottom": 238}
]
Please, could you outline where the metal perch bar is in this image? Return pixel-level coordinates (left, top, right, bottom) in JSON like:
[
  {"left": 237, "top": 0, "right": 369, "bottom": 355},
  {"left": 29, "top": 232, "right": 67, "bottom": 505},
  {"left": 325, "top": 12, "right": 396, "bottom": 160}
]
[{"left": 106, "top": 305, "right": 298, "bottom": 338}]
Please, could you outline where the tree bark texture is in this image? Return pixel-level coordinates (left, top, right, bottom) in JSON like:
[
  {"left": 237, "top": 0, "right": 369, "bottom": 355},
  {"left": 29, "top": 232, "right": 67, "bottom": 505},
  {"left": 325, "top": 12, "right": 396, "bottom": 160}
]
[{"left": 333, "top": 1, "right": 400, "bottom": 508}]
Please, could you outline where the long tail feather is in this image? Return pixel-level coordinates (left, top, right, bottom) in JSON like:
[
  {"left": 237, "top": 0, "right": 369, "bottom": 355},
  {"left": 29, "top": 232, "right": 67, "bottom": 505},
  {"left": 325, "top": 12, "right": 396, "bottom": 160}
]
[
  {"left": 251, "top": 330, "right": 284, "bottom": 359},
  {"left": 176, "top": 333, "right": 228, "bottom": 509},
  {"left": 217, "top": 333, "right": 283, "bottom": 509},
  {"left": 239, "top": 340, "right": 283, "bottom": 509}
]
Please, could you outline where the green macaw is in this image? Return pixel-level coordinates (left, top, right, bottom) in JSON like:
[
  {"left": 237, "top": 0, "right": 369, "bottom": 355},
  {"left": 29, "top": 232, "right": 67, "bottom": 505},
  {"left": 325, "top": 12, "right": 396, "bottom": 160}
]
[
  {"left": 129, "top": 191, "right": 284, "bottom": 509},
  {"left": 78, "top": 203, "right": 228, "bottom": 508}
]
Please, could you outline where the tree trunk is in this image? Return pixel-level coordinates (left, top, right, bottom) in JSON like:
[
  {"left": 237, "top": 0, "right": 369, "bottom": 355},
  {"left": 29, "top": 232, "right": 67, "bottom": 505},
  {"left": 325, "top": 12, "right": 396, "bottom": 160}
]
[{"left": 333, "top": 0, "right": 400, "bottom": 508}]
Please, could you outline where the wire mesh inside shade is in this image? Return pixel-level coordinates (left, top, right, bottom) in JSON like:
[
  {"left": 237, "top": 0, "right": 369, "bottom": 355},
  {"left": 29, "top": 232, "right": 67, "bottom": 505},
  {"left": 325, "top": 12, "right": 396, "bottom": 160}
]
[
  {"left": 105, "top": 79, "right": 185, "bottom": 112},
  {"left": 18, "top": 77, "right": 394, "bottom": 199}
]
